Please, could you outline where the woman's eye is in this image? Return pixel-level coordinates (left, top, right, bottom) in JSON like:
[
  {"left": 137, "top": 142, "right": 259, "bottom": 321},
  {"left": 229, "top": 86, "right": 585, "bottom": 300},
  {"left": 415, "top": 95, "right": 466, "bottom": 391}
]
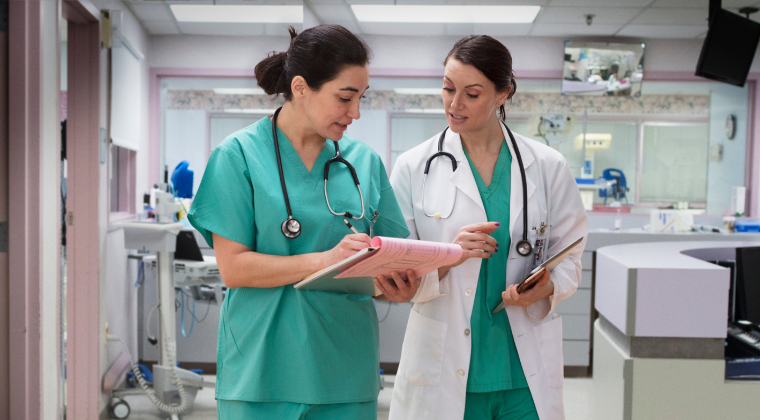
[
  {"left": 361, "top": 95, "right": 367, "bottom": 99},
  {"left": 443, "top": 87, "right": 454, "bottom": 92},
  {"left": 340, "top": 97, "right": 351, "bottom": 102},
  {"left": 467, "top": 94, "right": 479, "bottom": 99}
]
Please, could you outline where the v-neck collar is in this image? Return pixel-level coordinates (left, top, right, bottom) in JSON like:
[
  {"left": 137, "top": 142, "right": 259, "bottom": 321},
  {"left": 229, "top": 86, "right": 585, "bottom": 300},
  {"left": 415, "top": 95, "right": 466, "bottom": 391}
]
[
  {"left": 273, "top": 123, "right": 333, "bottom": 187},
  {"left": 464, "top": 141, "right": 508, "bottom": 199}
]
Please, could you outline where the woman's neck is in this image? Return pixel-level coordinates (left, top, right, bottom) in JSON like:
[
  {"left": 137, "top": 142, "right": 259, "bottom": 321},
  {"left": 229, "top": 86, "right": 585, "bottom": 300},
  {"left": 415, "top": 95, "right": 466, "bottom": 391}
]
[
  {"left": 460, "top": 117, "right": 504, "bottom": 156},
  {"left": 274, "top": 102, "right": 326, "bottom": 150}
]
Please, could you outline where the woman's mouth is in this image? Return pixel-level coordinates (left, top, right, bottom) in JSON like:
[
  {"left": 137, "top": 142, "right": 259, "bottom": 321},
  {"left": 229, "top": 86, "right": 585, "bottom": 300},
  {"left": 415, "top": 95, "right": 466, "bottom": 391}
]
[
  {"left": 449, "top": 113, "right": 467, "bottom": 122},
  {"left": 335, "top": 122, "right": 349, "bottom": 131}
]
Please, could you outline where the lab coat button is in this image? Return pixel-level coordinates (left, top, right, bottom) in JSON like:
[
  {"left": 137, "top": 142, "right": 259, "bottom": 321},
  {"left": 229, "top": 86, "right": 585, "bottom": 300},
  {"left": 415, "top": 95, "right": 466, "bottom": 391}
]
[
  {"left": 465, "top": 288, "right": 473, "bottom": 296},
  {"left": 464, "top": 329, "right": 471, "bottom": 336},
  {"left": 457, "top": 369, "right": 465, "bottom": 377}
]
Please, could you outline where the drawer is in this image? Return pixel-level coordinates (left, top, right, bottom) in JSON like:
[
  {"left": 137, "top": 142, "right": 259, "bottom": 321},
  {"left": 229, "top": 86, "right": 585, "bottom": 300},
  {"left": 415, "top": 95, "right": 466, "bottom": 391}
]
[
  {"left": 578, "top": 271, "right": 592, "bottom": 289},
  {"left": 581, "top": 251, "right": 593, "bottom": 271},
  {"left": 563, "top": 340, "right": 590, "bottom": 366},
  {"left": 556, "top": 289, "right": 591, "bottom": 315},
  {"left": 561, "top": 314, "right": 591, "bottom": 340}
]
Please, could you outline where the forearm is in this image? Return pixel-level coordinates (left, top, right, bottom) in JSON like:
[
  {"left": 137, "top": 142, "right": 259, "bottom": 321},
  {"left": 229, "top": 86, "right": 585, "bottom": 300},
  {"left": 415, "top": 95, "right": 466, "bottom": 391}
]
[{"left": 219, "top": 251, "right": 324, "bottom": 289}]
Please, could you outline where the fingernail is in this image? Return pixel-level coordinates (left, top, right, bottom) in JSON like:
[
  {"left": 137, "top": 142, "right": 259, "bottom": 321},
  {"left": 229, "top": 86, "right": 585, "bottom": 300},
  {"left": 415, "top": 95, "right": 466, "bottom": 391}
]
[
  {"left": 495, "top": 248, "right": 498, "bottom": 252},
  {"left": 494, "top": 222, "right": 500, "bottom": 226}
]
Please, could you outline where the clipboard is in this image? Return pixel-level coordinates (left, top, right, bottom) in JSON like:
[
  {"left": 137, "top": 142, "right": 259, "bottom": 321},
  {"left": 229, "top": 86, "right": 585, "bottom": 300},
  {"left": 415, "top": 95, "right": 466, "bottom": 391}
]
[
  {"left": 294, "top": 247, "right": 381, "bottom": 296},
  {"left": 491, "top": 236, "right": 584, "bottom": 314}
]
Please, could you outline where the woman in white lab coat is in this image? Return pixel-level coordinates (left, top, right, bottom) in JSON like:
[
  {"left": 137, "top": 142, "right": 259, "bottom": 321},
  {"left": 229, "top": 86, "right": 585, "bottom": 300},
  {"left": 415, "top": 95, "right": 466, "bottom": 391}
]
[{"left": 389, "top": 36, "right": 588, "bottom": 420}]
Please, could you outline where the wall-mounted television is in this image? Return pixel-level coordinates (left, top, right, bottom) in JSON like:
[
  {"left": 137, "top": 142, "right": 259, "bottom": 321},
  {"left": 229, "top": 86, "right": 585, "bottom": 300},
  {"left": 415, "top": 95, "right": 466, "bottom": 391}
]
[
  {"left": 695, "top": 8, "right": 760, "bottom": 87},
  {"left": 562, "top": 41, "right": 645, "bottom": 97}
]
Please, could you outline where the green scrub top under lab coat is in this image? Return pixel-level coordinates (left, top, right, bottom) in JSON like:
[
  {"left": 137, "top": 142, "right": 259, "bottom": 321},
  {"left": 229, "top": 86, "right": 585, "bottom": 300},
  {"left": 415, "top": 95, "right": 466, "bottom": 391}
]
[
  {"left": 464, "top": 142, "right": 531, "bottom": 394},
  {"left": 188, "top": 117, "right": 409, "bottom": 404}
]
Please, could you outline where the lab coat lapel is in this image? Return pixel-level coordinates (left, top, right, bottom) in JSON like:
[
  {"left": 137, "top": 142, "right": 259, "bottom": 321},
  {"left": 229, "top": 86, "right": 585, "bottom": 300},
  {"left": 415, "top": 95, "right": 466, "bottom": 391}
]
[
  {"left": 446, "top": 130, "right": 485, "bottom": 212},
  {"left": 504, "top": 125, "right": 536, "bottom": 236}
]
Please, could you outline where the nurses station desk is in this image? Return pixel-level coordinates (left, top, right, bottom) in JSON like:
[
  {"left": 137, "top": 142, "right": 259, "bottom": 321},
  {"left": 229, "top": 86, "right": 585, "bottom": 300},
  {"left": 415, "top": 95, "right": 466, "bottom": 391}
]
[{"left": 593, "top": 241, "right": 760, "bottom": 420}]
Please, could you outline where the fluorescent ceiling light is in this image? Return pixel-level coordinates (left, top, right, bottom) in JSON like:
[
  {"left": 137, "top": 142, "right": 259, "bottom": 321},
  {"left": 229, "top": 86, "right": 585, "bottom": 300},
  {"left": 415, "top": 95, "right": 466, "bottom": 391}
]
[
  {"left": 351, "top": 5, "right": 540, "bottom": 24},
  {"left": 394, "top": 88, "right": 442, "bottom": 95},
  {"left": 170, "top": 5, "right": 302, "bottom": 23},
  {"left": 213, "top": 88, "right": 266, "bottom": 95}
]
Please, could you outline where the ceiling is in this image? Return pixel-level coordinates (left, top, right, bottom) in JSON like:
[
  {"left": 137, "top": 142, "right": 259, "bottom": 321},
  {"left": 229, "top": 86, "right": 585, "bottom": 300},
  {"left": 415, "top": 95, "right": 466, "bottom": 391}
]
[
  {"left": 122, "top": 0, "right": 303, "bottom": 36},
  {"left": 123, "top": 0, "right": 760, "bottom": 38}
]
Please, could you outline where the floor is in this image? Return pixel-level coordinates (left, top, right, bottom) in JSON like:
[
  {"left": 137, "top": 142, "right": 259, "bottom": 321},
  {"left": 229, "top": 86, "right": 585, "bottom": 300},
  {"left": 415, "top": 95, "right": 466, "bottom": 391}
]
[{"left": 124, "top": 375, "right": 594, "bottom": 420}]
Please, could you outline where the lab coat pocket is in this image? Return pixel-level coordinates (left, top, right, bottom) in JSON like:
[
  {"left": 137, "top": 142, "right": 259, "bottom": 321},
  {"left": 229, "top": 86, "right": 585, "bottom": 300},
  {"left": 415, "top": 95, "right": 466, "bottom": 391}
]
[
  {"left": 533, "top": 313, "right": 564, "bottom": 389},
  {"left": 399, "top": 309, "right": 448, "bottom": 386}
]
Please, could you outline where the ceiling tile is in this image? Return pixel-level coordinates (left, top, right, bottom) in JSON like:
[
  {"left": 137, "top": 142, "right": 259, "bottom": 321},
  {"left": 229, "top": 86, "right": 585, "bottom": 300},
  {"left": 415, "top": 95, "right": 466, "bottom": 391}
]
[
  {"left": 306, "top": 0, "right": 348, "bottom": 3},
  {"left": 632, "top": 8, "right": 708, "bottom": 25},
  {"left": 548, "top": 0, "right": 653, "bottom": 7},
  {"left": 530, "top": 23, "right": 622, "bottom": 37},
  {"left": 472, "top": 23, "right": 533, "bottom": 36},
  {"left": 143, "top": 20, "right": 181, "bottom": 35},
  {"left": 536, "top": 6, "right": 641, "bottom": 24},
  {"left": 311, "top": 4, "right": 356, "bottom": 22},
  {"left": 617, "top": 24, "right": 708, "bottom": 38},
  {"left": 359, "top": 22, "right": 446, "bottom": 36},
  {"left": 265, "top": 23, "right": 304, "bottom": 35},
  {"left": 444, "top": 23, "right": 476, "bottom": 36},
  {"left": 129, "top": 3, "right": 174, "bottom": 21},
  {"left": 648, "top": 0, "right": 707, "bottom": 7}
]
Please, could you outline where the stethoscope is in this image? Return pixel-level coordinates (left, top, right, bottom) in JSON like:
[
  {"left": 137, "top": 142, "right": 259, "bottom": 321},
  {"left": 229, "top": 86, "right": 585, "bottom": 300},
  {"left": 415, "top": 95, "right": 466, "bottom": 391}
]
[
  {"left": 272, "top": 107, "right": 365, "bottom": 239},
  {"left": 422, "top": 122, "right": 533, "bottom": 257}
]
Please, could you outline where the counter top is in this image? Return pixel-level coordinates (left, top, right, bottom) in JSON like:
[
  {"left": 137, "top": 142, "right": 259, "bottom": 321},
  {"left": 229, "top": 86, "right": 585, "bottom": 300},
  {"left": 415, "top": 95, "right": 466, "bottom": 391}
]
[{"left": 595, "top": 241, "right": 760, "bottom": 339}]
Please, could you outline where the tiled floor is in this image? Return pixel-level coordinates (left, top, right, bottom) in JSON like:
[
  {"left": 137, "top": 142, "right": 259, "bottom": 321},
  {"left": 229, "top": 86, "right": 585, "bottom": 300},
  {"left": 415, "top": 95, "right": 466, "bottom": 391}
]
[{"left": 124, "top": 375, "right": 594, "bottom": 419}]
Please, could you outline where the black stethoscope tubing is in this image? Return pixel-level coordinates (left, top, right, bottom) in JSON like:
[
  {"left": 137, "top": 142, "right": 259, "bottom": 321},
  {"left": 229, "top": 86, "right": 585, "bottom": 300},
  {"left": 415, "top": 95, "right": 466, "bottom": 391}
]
[
  {"left": 424, "top": 122, "right": 533, "bottom": 257},
  {"left": 272, "top": 107, "right": 364, "bottom": 239}
]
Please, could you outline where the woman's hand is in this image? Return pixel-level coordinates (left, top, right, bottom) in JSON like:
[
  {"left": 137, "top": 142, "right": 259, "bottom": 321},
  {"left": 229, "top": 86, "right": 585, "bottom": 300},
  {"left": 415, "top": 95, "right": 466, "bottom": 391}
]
[
  {"left": 501, "top": 269, "right": 554, "bottom": 308},
  {"left": 320, "top": 233, "right": 372, "bottom": 267},
  {"left": 374, "top": 269, "right": 420, "bottom": 303},
  {"left": 438, "top": 222, "right": 500, "bottom": 279}
]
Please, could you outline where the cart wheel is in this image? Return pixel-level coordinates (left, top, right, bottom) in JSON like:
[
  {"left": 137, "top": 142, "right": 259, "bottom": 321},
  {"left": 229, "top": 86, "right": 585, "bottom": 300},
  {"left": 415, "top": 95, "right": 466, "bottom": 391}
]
[{"left": 110, "top": 397, "right": 130, "bottom": 419}]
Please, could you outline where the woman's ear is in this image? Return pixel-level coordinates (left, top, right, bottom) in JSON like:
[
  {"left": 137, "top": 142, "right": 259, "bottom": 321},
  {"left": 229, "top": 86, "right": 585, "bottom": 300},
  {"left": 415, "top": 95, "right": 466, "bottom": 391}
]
[
  {"left": 497, "top": 88, "right": 510, "bottom": 107},
  {"left": 291, "top": 76, "right": 308, "bottom": 99}
]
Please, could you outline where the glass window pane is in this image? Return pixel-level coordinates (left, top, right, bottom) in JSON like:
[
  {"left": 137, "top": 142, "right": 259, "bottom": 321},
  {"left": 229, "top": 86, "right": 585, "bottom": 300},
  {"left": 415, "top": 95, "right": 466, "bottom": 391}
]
[
  {"left": 390, "top": 115, "right": 447, "bottom": 169},
  {"left": 640, "top": 123, "right": 708, "bottom": 203}
]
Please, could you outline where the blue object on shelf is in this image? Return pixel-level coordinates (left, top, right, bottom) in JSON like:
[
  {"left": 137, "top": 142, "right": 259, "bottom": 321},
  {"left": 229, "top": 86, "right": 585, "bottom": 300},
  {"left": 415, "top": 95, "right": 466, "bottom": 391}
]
[
  {"left": 171, "top": 161, "right": 194, "bottom": 199},
  {"left": 189, "top": 368, "right": 203, "bottom": 376},
  {"left": 726, "top": 357, "right": 760, "bottom": 380},
  {"left": 736, "top": 219, "right": 760, "bottom": 233},
  {"left": 599, "top": 168, "right": 629, "bottom": 205},
  {"left": 575, "top": 178, "right": 595, "bottom": 185},
  {"left": 126, "top": 364, "right": 154, "bottom": 384}
]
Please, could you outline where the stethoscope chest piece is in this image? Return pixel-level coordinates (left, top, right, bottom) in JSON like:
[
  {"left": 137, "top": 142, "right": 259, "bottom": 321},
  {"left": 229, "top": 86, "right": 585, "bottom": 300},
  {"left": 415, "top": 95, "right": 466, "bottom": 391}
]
[
  {"left": 281, "top": 218, "right": 301, "bottom": 239},
  {"left": 516, "top": 239, "right": 533, "bottom": 257}
]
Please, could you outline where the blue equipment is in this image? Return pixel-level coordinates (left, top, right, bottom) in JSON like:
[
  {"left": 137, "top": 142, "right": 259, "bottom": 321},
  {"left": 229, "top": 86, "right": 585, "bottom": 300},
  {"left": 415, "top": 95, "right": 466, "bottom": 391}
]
[
  {"left": 171, "top": 161, "right": 194, "bottom": 199},
  {"left": 599, "top": 168, "right": 629, "bottom": 205}
]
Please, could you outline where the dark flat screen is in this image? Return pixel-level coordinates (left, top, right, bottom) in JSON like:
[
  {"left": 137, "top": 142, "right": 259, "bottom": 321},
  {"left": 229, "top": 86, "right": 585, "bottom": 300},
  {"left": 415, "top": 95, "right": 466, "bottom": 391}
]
[
  {"left": 696, "top": 9, "right": 760, "bottom": 87},
  {"left": 735, "top": 247, "right": 760, "bottom": 325}
]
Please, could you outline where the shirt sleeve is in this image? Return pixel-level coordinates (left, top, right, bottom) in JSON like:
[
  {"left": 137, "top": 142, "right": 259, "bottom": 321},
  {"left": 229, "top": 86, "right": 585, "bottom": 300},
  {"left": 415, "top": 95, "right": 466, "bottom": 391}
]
[
  {"left": 188, "top": 144, "right": 255, "bottom": 249},
  {"left": 370, "top": 158, "right": 410, "bottom": 239}
]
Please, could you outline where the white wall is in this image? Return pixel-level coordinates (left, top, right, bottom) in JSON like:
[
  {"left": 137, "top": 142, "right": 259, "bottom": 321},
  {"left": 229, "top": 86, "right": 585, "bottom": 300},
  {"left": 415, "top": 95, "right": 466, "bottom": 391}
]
[
  {"left": 706, "top": 83, "right": 749, "bottom": 215},
  {"left": 148, "top": 34, "right": 292, "bottom": 69},
  {"left": 165, "top": 109, "right": 207, "bottom": 195},
  {"left": 345, "top": 109, "right": 389, "bottom": 168}
]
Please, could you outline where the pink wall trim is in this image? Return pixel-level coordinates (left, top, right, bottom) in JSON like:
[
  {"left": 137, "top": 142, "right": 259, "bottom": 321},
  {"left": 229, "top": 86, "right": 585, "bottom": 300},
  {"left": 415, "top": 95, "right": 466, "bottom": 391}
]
[
  {"left": 0, "top": 29, "right": 9, "bottom": 420},
  {"left": 8, "top": 1, "right": 43, "bottom": 419},
  {"left": 66, "top": 21, "right": 101, "bottom": 420}
]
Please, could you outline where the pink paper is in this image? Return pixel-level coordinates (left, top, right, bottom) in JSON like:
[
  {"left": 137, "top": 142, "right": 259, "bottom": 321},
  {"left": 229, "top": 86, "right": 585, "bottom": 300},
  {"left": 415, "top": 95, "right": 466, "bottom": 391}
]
[{"left": 335, "top": 236, "right": 462, "bottom": 279}]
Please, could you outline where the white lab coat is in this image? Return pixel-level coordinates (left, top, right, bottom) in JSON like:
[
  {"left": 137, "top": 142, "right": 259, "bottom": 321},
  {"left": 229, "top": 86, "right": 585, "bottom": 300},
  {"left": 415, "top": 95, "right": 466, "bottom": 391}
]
[{"left": 388, "top": 124, "right": 588, "bottom": 420}]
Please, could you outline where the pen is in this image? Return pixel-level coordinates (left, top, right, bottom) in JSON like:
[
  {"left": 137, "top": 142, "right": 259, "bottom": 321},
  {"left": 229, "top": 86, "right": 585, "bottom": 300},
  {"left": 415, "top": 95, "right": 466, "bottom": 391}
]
[{"left": 343, "top": 219, "right": 360, "bottom": 235}]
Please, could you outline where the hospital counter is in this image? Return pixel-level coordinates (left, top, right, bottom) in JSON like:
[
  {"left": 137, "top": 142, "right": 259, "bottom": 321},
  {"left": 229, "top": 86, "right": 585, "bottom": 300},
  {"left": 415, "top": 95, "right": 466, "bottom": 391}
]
[{"left": 592, "top": 241, "right": 760, "bottom": 420}]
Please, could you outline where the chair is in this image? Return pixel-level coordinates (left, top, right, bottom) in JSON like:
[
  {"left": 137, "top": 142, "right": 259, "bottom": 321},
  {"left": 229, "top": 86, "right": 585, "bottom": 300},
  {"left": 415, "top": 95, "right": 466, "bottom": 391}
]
[{"left": 599, "top": 168, "right": 629, "bottom": 205}]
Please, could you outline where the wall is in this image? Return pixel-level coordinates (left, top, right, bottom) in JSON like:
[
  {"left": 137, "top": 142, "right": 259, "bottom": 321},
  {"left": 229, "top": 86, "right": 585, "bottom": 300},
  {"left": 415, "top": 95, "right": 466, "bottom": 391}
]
[
  {"left": 165, "top": 109, "right": 207, "bottom": 194},
  {"left": 92, "top": 0, "right": 152, "bottom": 415},
  {"left": 148, "top": 34, "right": 292, "bottom": 70},
  {"left": 707, "top": 83, "right": 749, "bottom": 215}
]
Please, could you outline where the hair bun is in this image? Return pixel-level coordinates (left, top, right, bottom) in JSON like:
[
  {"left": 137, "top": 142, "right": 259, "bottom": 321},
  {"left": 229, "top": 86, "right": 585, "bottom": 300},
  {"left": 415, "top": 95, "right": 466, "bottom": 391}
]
[{"left": 255, "top": 51, "right": 288, "bottom": 95}]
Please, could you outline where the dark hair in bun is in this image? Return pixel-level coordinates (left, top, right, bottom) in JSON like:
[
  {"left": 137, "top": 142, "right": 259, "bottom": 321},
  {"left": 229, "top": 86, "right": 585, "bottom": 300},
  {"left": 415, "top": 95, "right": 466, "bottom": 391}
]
[
  {"left": 255, "top": 25, "right": 371, "bottom": 100},
  {"left": 445, "top": 35, "right": 517, "bottom": 121}
]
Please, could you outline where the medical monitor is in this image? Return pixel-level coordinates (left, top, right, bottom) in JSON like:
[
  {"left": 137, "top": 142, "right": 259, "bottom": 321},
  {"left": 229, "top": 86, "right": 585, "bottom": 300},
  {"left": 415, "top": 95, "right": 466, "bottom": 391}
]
[
  {"left": 696, "top": 8, "right": 760, "bottom": 87},
  {"left": 562, "top": 41, "right": 645, "bottom": 97}
]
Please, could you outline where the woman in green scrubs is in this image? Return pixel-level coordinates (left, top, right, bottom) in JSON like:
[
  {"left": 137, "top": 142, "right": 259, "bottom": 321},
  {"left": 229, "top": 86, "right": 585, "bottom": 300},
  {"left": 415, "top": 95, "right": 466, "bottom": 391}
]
[{"left": 188, "top": 25, "right": 419, "bottom": 419}]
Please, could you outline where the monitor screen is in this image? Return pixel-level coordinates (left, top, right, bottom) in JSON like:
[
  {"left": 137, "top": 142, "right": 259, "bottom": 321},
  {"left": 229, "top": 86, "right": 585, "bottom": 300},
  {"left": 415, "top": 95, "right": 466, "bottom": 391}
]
[
  {"left": 735, "top": 247, "right": 760, "bottom": 325},
  {"left": 695, "top": 8, "right": 760, "bottom": 87},
  {"left": 562, "top": 41, "right": 645, "bottom": 97}
]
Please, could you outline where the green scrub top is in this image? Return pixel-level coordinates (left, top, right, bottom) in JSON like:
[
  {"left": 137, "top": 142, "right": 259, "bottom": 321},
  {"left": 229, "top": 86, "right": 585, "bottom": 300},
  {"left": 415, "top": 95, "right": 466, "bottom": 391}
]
[
  {"left": 464, "top": 141, "right": 529, "bottom": 393},
  {"left": 188, "top": 117, "right": 409, "bottom": 404}
]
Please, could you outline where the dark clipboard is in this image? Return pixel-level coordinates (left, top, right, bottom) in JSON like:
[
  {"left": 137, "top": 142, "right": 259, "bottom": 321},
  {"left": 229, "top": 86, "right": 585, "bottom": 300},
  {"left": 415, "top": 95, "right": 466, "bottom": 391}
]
[{"left": 491, "top": 236, "right": 584, "bottom": 314}]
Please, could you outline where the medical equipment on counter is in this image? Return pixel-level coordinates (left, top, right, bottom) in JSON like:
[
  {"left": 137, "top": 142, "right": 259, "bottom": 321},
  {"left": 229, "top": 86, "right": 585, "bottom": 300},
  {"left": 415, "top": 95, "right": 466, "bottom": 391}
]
[
  {"left": 599, "top": 168, "right": 629, "bottom": 204},
  {"left": 736, "top": 219, "right": 760, "bottom": 233},
  {"left": 113, "top": 179, "right": 213, "bottom": 419},
  {"left": 272, "top": 107, "right": 365, "bottom": 239},
  {"left": 422, "top": 122, "right": 533, "bottom": 257},
  {"left": 732, "top": 186, "right": 746, "bottom": 217},
  {"left": 649, "top": 209, "right": 694, "bottom": 233}
]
